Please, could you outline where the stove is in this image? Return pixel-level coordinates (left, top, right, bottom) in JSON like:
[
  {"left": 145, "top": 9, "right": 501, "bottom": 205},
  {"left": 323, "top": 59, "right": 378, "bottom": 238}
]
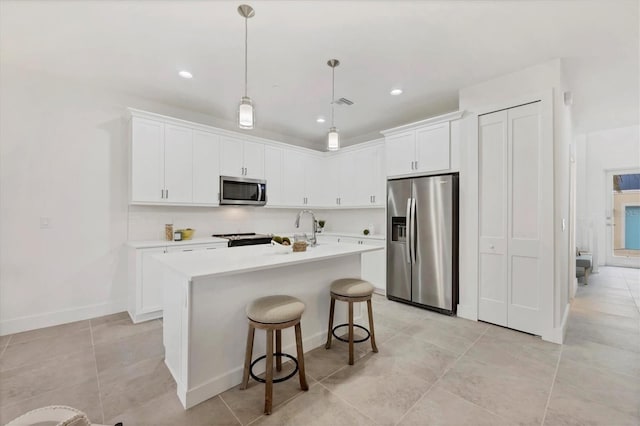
[{"left": 211, "top": 233, "right": 273, "bottom": 247}]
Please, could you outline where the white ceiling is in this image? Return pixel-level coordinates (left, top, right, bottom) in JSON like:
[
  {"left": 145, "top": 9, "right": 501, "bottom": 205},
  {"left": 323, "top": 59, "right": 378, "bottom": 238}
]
[{"left": 1, "top": 0, "right": 638, "bottom": 150}]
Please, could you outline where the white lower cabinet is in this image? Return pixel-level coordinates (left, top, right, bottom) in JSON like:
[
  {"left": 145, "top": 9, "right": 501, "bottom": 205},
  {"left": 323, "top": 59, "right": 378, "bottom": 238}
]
[
  {"left": 128, "top": 242, "right": 227, "bottom": 323},
  {"left": 317, "top": 235, "right": 386, "bottom": 292}
]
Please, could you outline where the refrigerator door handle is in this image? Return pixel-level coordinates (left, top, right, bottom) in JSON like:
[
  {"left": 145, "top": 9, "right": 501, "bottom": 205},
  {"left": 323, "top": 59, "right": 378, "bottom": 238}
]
[
  {"left": 410, "top": 198, "right": 417, "bottom": 264},
  {"left": 406, "top": 198, "right": 412, "bottom": 263}
]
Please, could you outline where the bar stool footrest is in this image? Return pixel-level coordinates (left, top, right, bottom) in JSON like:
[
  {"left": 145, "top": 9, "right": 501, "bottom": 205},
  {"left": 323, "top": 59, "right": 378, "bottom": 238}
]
[
  {"left": 332, "top": 324, "right": 370, "bottom": 343},
  {"left": 249, "top": 353, "right": 299, "bottom": 384}
]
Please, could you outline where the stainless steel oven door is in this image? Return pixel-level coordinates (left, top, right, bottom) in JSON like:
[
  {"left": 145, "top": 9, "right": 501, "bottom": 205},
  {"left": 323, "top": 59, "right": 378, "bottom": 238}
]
[{"left": 220, "top": 176, "right": 267, "bottom": 206}]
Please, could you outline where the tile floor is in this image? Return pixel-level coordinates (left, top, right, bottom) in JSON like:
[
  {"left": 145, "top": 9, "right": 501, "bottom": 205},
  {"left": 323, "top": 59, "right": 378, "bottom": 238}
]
[{"left": 1, "top": 266, "right": 638, "bottom": 425}]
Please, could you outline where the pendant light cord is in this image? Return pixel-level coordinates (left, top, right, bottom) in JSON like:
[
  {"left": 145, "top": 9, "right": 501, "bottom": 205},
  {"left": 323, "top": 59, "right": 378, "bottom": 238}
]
[
  {"left": 244, "top": 17, "right": 248, "bottom": 97},
  {"left": 331, "top": 65, "right": 335, "bottom": 126}
]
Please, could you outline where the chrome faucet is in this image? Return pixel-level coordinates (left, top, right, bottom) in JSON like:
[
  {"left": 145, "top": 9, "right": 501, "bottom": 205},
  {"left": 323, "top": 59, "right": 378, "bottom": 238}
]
[{"left": 294, "top": 210, "right": 317, "bottom": 246}]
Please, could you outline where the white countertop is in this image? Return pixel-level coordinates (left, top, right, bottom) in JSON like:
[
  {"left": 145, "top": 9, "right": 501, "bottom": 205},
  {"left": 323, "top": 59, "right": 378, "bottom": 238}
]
[
  {"left": 271, "top": 231, "right": 385, "bottom": 240},
  {"left": 154, "top": 242, "right": 382, "bottom": 280},
  {"left": 319, "top": 232, "right": 385, "bottom": 240},
  {"left": 127, "top": 237, "right": 228, "bottom": 249},
  {"left": 128, "top": 231, "right": 385, "bottom": 249}
]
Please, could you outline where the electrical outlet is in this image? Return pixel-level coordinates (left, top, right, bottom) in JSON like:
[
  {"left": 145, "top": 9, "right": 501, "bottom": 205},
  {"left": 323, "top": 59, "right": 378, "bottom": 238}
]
[{"left": 40, "top": 217, "right": 51, "bottom": 229}]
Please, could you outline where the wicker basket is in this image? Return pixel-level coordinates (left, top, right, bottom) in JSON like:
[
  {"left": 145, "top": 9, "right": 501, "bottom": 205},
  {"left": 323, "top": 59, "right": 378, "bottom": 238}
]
[{"left": 292, "top": 241, "right": 308, "bottom": 252}]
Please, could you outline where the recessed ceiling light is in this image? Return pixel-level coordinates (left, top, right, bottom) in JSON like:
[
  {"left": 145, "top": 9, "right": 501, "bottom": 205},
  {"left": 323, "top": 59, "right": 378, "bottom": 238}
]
[
  {"left": 316, "top": 117, "right": 326, "bottom": 123},
  {"left": 390, "top": 88, "right": 403, "bottom": 96},
  {"left": 179, "top": 70, "right": 193, "bottom": 79}
]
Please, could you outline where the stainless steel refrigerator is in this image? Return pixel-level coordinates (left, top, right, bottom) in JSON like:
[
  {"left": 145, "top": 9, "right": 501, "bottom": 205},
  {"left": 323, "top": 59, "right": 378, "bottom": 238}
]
[{"left": 387, "top": 173, "right": 458, "bottom": 314}]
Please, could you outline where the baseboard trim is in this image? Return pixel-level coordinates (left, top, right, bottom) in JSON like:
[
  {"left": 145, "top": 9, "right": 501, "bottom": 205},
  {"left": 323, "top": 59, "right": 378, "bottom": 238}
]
[
  {"left": 373, "top": 288, "right": 386, "bottom": 296},
  {"left": 0, "top": 299, "right": 127, "bottom": 336},
  {"left": 128, "top": 309, "right": 163, "bottom": 324},
  {"left": 541, "top": 303, "right": 570, "bottom": 344},
  {"left": 456, "top": 303, "right": 477, "bottom": 321}
]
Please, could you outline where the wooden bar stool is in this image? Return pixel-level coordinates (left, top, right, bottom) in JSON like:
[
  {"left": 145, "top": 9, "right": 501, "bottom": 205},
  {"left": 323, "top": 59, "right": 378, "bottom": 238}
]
[
  {"left": 240, "top": 295, "right": 309, "bottom": 415},
  {"left": 325, "top": 278, "right": 378, "bottom": 365}
]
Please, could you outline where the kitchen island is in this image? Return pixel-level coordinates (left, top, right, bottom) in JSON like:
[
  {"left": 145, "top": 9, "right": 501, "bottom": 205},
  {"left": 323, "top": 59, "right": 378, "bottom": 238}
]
[{"left": 149, "top": 242, "right": 383, "bottom": 409}]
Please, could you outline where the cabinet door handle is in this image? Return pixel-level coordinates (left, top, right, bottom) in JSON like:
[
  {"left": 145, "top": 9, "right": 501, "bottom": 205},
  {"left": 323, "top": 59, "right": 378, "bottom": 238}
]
[
  {"left": 166, "top": 189, "right": 169, "bottom": 199},
  {"left": 414, "top": 161, "right": 418, "bottom": 170},
  {"left": 373, "top": 195, "right": 376, "bottom": 203},
  {"left": 161, "top": 189, "right": 164, "bottom": 199}
]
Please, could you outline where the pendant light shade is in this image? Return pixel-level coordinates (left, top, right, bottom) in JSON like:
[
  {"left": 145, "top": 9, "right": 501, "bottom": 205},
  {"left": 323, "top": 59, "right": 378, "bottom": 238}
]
[
  {"left": 327, "top": 127, "right": 340, "bottom": 151},
  {"left": 237, "top": 5, "right": 255, "bottom": 130},
  {"left": 238, "top": 96, "right": 254, "bottom": 129},
  {"left": 326, "top": 59, "right": 340, "bottom": 151}
]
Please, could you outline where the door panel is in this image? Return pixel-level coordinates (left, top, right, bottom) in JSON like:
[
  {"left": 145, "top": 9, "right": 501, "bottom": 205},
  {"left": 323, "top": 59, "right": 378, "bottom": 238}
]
[
  {"left": 507, "top": 102, "right": 544, "bottom": 335},
  {"left": 264, "top": 146, "right": 283, "bottom": 206},
  {"left": 385, "top": 132, "right": 415, "bottom": 176},
  {"left": 192, "top": 130, "right": 219, "bottom": 204},
  {"left": 139, "top": 248, "right": 166, "bottom": 313},
  {"left": 219, "top": 136, "right": 244, "bottom": 177},
  {"left": 387, "top": 179, "right": 412, "bottom": 300},
  {"left": 164, "top": 124, "right": 193, "bottom": 203},
  {"left": 282, "top": 149, "right": 306, "bottom": 206},
  {"left": 478, "top": 110, "right": 508, "bottom": 326},
  {"left": 510, "top": 112, "right": 540, "bottom": 240},
  {"left": 415, "top": 122, "right": 450, "bottom": 173},
  {"left": 411, "top": 175, "right": 453, "bottom": 310},
  {"left": 478, "top": 253, "right": 507, "bottom": 326},
  {"left": 131, "top": 118, "right": 164, "bottom": 202},
  {"left": 243, "top": 140, "right": 264, "bottom": 179},
  {"left": 305, "top": 154, "right": 323, "bottom": 206}
]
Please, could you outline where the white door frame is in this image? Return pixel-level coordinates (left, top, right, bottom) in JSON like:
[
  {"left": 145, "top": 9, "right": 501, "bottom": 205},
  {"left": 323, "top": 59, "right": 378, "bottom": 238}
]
[
  {"left": 605, "top": 169, "right": 640, "bottom": 267},
  {"left": 462, "top": 89, "right": 555, "bottom": 340}
]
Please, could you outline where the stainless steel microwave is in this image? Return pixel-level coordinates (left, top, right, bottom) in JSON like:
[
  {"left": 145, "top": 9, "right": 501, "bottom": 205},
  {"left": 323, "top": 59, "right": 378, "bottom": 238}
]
[{"left": 219, "top": 176, "right": 266, "bottom": 206}]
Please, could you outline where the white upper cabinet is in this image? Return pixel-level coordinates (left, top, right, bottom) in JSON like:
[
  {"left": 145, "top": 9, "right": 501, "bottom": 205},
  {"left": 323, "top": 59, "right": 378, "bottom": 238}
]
[
  {"left": 360, "top": 144, "right": 384, "bottom": 206},
  {"left": 192, "top": 130, "right": 220, "bottom": 205},
  {"left": 219, "top": 136, "right": 244, "bottom": 177},
  {"left": 325, "top": 156, "right": 340, "bottom": 207},
  {"left": 264, "top": 145, "right": 283, "bottom": 206},
  {"left": 415, "top": 122, "right": 450, "bottom": 173},
  {"left": 131, "top": 117, "right": 165, "bottom": 203},
  {"left": 243, "top": 140, "right": 265, "bottom": 179},
  {"left": 219, "top": 136, "right": 264, "bottom": 179},
  {"left": 164, "top": 124, "right": 194, "bottom": 203},
  {"left": 131, "top": 118, "right": 194, "bottom": 204},
  {"left": 282, "top": 149, "right": 306, "bottom": 206},
  {"left": 385, "top": 132, "right": 415, "bottom": 177},
  {"left": 130, "top": 115, "right": 220, "bottom": 206},
  {"left": 327, "top": 143, "right": 385, "bottom": 207},
  {"left": 305, "top": 154, "right": 323, "bottom": 206},
  {"left": 382, "top": 111, "right": 463, "bottom": 178},
  {"left": 279, "top": 148, "right": 323, "bottom": 207}
]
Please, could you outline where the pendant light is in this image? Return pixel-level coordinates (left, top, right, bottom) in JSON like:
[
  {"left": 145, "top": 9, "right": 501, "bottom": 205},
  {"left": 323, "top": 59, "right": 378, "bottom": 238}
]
[
  {"left": 237, "top": 4, "right": 255, "bottom": 129},
  {"left": 327, "top": 59, "right": 340, "bottom": 151}
]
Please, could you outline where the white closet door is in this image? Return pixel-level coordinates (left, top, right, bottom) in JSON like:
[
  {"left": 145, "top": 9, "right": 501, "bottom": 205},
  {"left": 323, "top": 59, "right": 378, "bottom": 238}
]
[
  {"left": 478, "top": 110, "right": 509, "bottom": 327},
  {"left": 507, "top": 102, "right": 545, "bottom": 335}
]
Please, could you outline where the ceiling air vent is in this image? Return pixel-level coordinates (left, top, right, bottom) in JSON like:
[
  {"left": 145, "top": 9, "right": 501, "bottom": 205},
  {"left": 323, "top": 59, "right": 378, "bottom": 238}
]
[{"left": 335, "top": 97, "right": 354, "bottom": 106}]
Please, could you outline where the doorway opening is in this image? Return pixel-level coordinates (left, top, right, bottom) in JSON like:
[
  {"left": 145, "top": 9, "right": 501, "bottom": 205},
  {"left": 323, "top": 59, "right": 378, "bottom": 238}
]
[{"left": 606, "top": 170, "right": 640, "bottom": 267}]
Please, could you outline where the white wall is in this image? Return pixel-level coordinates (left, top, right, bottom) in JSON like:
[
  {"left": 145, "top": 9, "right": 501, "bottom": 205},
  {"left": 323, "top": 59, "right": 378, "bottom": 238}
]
[
  {"left": 457, "top": 59, "right": 572, "bottom": 342},
  {"left": 575, "top": 125, "right": 640, "bottom": 268},
  {"left": 0, "top": 64, "right": 384, "bottom": 335}
]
